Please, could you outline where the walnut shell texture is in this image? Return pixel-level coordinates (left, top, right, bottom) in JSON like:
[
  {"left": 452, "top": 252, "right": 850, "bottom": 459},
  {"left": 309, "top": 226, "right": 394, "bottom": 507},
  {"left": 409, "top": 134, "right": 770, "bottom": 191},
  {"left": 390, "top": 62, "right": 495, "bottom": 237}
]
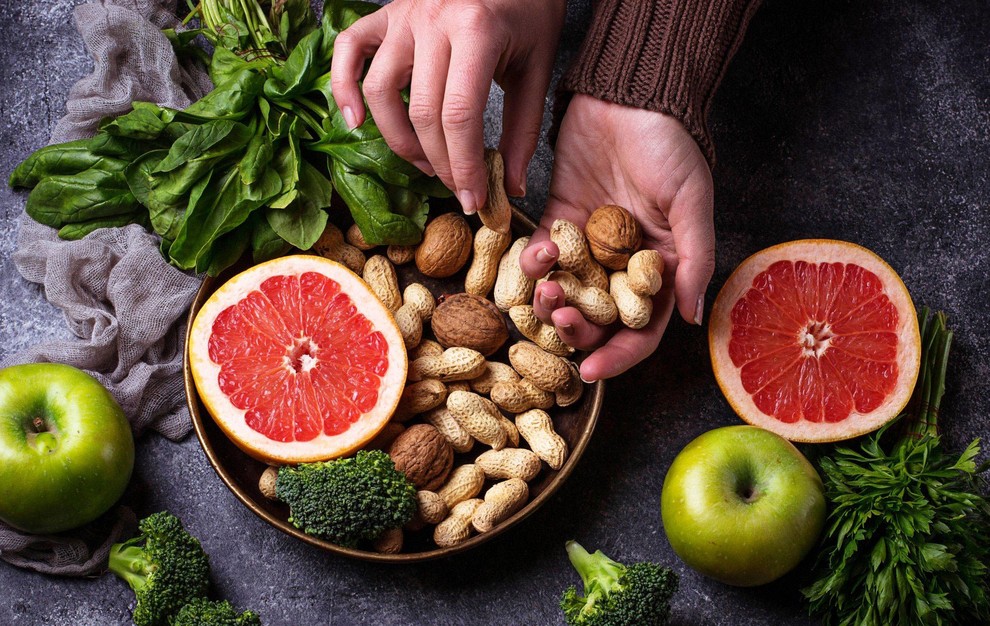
[
  {"left": 415, "top": 213, "right": 473, "bottom": 278},
  {"left": 388, "top": 424, "right": 454, "bottom": 491},
  {"left": 584, "top": 204, "right": 642, "bottom": 270},
  {"left": 432, "top": 293, "right": 509, "bottom": 356}
]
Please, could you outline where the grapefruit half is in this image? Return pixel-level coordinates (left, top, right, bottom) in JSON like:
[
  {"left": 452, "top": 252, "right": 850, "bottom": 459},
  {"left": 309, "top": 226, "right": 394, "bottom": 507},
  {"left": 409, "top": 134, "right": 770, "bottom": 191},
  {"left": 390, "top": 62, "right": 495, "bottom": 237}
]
[
  {"left": 709, "top": 240, "right": 920, "bottom": 443},
  {"left": 189, "top": 255, "right": 407, "bottom": 464}
]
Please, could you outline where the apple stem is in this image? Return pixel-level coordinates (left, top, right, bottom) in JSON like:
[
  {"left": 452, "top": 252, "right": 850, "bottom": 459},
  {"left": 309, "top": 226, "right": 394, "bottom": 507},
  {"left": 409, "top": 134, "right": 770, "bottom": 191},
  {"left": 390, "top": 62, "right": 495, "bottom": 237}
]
[{"left": 31, "top": 416, "right": 46, "bottom": 433}]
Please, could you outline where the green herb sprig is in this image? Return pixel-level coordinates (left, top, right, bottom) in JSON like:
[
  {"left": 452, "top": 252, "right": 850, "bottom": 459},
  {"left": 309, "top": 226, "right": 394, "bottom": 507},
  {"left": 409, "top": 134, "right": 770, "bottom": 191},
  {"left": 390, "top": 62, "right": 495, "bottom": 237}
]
[
  {"left": 803, "top": 309, "right": 990, "bottom": 626},
  {"left": 10, "top": 0, "right": 451, "bottom": 276}
]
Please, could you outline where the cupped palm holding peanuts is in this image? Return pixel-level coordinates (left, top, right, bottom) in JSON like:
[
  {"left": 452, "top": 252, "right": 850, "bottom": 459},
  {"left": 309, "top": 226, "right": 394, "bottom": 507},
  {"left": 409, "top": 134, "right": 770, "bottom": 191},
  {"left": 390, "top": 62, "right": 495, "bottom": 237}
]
[{"left": 519, "top": 96, "right": 715, "bottom": 383}]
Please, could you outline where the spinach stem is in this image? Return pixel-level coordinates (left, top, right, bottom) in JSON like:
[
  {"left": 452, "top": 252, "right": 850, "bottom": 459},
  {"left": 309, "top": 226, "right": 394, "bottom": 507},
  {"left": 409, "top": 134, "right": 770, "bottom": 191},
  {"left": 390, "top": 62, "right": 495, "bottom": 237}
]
[
  {"left": 234, "top": 0, "right": 260, "bottom": 48},
  {"left": 182, "top": 5, "right": 199, "bottom": 26},
  {"left": 294, "top": 96, "right": 331, "bottom": 122},
  {"left": 271, "top": 102, "right": 323, "bottom": 137}
]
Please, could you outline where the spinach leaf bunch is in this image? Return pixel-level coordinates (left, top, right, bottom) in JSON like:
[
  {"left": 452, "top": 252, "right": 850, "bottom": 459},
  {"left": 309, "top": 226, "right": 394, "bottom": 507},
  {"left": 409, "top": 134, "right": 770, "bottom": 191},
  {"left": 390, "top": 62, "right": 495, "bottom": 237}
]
[
  {"left": 803, "top": 310, "right": 990, "bottom": 626},
  {"left": 10, "top": 0, "right": 450, "bottom": 276}
]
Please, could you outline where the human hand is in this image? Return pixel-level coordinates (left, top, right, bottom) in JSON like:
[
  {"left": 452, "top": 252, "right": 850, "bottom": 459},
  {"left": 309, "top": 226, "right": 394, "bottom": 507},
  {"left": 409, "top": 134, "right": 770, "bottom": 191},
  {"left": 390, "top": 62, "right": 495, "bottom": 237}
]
[
  {"left": 331, "top": 0, "right": 566, "bottom": 214},
  {"left": 520, "top": 94, "right": 715, "bottom": 382}
]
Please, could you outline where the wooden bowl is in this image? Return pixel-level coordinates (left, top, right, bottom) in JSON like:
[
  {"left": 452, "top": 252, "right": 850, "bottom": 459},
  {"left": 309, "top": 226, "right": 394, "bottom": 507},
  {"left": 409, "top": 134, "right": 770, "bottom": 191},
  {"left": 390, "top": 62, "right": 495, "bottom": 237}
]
[{"left": 183, "top": 207, "right": 604, "bottom": 562}]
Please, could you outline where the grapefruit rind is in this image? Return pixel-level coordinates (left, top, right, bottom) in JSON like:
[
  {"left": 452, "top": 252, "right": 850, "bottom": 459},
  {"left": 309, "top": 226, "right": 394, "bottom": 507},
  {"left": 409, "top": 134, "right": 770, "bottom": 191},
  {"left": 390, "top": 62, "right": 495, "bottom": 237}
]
[
  {"left": 189, "top": 255, "right": 407, "bottom": 464},
  {"left": 709, "top": 240, "right": 921, "bottom": 443}
]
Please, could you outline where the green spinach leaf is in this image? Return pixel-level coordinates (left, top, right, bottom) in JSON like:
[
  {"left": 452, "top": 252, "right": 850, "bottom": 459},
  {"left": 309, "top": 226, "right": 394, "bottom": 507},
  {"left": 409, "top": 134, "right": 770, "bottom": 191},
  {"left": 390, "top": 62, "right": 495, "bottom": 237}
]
[
  {"left": 385, "top": 184, "right": 430, "bottom": 229},
  {"left": 168, "top": 165, "right": 282, "bottom": 271},
  {"left": 153, "top": 119, "right": 239, "bottom": 173},
  {"left": 404, "top": 171, "right": 454, "bottom": 198},
  {"left": 265, "top": 159, "right": 332, "bottom": 249},
  {"left": 239, "top": 119, "right": 275, "bottom": 185},
  {"left": 264, "top": 202, "right": 327, "bottom": 251},
  {"left": 184, "top": 68, "right": 265, "bottom": 120},
  {"left": 270, "top": 0, "right": 318, "bottom": 52},
  {"left": 250, "top": 212, "right": 293, "bottom": 263},
  {"left": 58, "top": 211, "right": 150, "bottom": 240},
  {"left": 330, "top": 159, "right": 424, "bottom": 245},
  {"left": 124, "top": 149, "right": 190, "bottom": 240},
  {"left": 126, "top": 119, "right": 252, "bottom": 223},
  {"left": 204, "top": 225, "right": 252, "bottom": 276},
  {"left": 26, "top": 168, "right": 138, "bottom": 228},
  {"left": 308, "top": 107, "right": 421, "bottom": 187},
  {"left": 209, "top": 46, "right": 272, "bottom": 85},
  {"left": 307, "top": 72, "right": 338, "bottom": 115},
  {"left": 89, "top": 132, "right": 170, "bottom": 158},
  {"left": 9, "top": 138, "right": 126, "bottom": 188},
  {"left": 100, "top": 102, "right": 172, "bottom": 139},
  {"left": 320, "top": 0, "right": 378, "bottom": 59},
  {"left": 264, "top": 27, "right": 326, "bottom": 101},
  {"left": 258, "top": 98, "right": 293, "bottom": 138},
  {"left": 269, "top": 127, "right": 302, "bottom": 208},
  {"left": 213, "top": 8, "right": 253, "bottom": 52}
]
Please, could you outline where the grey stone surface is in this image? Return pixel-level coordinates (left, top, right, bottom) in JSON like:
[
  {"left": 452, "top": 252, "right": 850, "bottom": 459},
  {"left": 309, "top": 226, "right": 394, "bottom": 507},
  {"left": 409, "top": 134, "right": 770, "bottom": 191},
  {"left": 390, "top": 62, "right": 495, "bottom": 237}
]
[{"left": 1, "top": 0, "right": 988, "bottom": 625}]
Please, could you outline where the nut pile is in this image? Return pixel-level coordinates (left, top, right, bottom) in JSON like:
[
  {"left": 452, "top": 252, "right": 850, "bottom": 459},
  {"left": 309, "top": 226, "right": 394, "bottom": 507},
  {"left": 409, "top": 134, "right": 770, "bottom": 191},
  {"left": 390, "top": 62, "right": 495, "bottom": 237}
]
[
  {"left": 546, "top": 206, "right": 665, "bottom": 330},
  {"left": 262, "top": 151, "right": 662, "bottom": 553}
]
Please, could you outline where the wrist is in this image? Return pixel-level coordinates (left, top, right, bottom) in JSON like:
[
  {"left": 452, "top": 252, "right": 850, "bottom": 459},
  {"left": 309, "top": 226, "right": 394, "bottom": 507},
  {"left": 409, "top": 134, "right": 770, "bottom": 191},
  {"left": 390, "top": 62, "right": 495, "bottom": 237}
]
[{"left": 566, "top": 95, "right": 707, "bottom": 164}]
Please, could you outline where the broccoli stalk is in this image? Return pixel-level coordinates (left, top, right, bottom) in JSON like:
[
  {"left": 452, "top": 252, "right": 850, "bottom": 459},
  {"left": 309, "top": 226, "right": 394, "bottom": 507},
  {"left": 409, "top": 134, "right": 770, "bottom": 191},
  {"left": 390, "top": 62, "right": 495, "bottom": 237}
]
[
  {"left": 275, "top": 450, "right": 417, "bottom": 547},
  {"left": 173, "top": 598, "right": 262, "bottom": 626},
  {"left": 108, "top": 512, "right": 211, "bottom": 626},
  {"left": 561, "top": 541, "right": 679, "bottom": 626}
]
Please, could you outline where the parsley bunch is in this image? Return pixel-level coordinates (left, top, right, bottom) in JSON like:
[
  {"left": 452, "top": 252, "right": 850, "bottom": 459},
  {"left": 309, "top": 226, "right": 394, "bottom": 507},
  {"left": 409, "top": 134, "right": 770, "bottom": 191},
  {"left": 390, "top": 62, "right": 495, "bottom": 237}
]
[{"left": 803, "top": 309, "right": 990, "bottom": 626}]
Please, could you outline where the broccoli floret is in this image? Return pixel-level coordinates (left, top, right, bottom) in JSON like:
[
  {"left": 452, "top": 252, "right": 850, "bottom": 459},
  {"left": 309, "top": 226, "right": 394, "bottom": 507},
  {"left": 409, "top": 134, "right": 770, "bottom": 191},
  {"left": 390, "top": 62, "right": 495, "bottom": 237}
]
[
  {"left": 173, "top": 598, "right": 262, "bottom": 626},
  {"left": 560, "top": 541, "right": 678, "bottom": 626},
  {"left": 108, "top": 511, "right": 211, "bottom": 626},
  {"left": 275, "top": 450, "right": 417, "bottom": 547}
]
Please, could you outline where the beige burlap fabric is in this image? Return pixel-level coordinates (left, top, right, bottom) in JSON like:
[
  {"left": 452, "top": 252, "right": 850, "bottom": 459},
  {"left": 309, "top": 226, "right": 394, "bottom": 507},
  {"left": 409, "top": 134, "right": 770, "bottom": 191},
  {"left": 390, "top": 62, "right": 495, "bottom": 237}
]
[{"left": 1, "top": 0, "right": 211, "bottom": 575}]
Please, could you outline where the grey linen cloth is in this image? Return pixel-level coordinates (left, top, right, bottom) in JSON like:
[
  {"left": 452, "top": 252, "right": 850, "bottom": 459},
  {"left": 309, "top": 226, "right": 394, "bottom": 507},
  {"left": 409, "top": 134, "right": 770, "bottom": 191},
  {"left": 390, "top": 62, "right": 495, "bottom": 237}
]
[{"left": 0, "top": 0, "right": 211, "bottom": 575}]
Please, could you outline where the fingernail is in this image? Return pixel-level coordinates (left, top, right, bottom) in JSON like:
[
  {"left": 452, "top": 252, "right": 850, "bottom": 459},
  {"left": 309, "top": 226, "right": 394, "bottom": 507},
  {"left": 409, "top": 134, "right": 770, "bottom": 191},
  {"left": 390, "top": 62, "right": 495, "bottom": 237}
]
[
  {"left": 694, "top": 295, "right": 704, "bottom": 325},
  {"left": 557, "top": 323, "right": 574, "bottom": 337},
  {"left": 580, "top": 374, "right": 597, "bottom": 384},
  {"left": 458, "top": 189, "right": 477, "bottom": 215},
  {"left": 413, "top": 159, "right": 435, "bottom": 177},
  {"left": 342, "top": 106, "right": 357, "bottom": 130},
  {"left": 535, "top": 246, "right": 556, "bottom": 264},
  {"left": 514, "top": 171, "right": 527, "bottom": 197},
  {"left": 539, "top": 292, "right": 559, "bottom": 310}
]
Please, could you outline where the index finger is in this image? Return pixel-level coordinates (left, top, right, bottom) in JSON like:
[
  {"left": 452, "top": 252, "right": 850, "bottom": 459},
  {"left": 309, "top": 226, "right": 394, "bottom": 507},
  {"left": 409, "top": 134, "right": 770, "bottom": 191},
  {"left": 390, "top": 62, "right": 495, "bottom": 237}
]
[
  {"left": 442, "top": 33, "right": 502, "bottom": 215},
  {"left": 330, "top": 11, "right": 388, "bottom": 129}
]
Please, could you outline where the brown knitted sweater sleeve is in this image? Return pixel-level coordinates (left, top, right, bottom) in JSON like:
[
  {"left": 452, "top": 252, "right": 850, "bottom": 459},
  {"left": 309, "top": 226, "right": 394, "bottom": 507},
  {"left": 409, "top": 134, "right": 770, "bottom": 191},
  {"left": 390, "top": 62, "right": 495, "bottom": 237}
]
[{"left": 559, "top": 0, "right": 763, "bottom": 165}]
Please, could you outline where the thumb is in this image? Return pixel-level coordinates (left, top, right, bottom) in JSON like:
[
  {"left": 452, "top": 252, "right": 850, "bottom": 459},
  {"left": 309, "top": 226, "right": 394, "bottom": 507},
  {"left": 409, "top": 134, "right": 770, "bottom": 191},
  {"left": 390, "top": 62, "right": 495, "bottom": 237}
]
[{"left": 667, "top": 174, "right": 715, "bottom": 325}]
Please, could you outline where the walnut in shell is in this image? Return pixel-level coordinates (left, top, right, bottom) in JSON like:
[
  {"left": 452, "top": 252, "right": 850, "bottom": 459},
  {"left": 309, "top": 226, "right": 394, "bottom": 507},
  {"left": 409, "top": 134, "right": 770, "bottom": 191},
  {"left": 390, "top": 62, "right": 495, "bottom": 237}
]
[
  {"left": 584, "top": 204, "right": 642, "bottom": 270},
  {"left": 388, "top": 424, "right": 454, "bottom": 491},
  {"left": 431, "top": 293, "right": 509, "bottom": 356},
  {"left": 415, "top": 213, "right": 473, "bottom": 278}
]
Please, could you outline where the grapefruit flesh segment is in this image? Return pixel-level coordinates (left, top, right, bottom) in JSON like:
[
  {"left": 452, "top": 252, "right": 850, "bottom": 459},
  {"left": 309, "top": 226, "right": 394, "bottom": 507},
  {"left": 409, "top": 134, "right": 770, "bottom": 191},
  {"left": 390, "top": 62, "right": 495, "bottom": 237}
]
[
  {"left": 710, "top": 240, "right": 920, "bottom": 443},
  {"left": 190, "top": 256, "right": 407, "bottom": 464}
]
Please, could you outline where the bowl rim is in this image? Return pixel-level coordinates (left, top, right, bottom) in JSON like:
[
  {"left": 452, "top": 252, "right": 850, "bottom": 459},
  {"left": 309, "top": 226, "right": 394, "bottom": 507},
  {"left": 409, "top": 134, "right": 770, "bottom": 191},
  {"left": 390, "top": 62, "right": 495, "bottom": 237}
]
[{"left": 183, "top": 207, "right": 604, "bottom": 562}]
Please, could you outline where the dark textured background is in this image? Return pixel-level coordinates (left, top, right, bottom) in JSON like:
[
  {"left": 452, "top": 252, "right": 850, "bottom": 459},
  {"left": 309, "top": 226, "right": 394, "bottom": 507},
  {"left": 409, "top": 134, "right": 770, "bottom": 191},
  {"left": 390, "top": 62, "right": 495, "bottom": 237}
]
[{"left": 1, "top": 1, "right": 988, "bottom": 624}]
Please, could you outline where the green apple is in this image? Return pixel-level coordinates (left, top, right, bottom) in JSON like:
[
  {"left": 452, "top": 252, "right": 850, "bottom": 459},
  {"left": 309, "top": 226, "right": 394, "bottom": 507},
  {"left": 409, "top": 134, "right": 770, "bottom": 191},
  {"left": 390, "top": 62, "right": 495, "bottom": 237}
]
[
  {"left": 0, "top": 363, "right": 135, "bottom": 534},
  {"left": 660, "top": 425, "right": 825, "bottom": 587}
]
